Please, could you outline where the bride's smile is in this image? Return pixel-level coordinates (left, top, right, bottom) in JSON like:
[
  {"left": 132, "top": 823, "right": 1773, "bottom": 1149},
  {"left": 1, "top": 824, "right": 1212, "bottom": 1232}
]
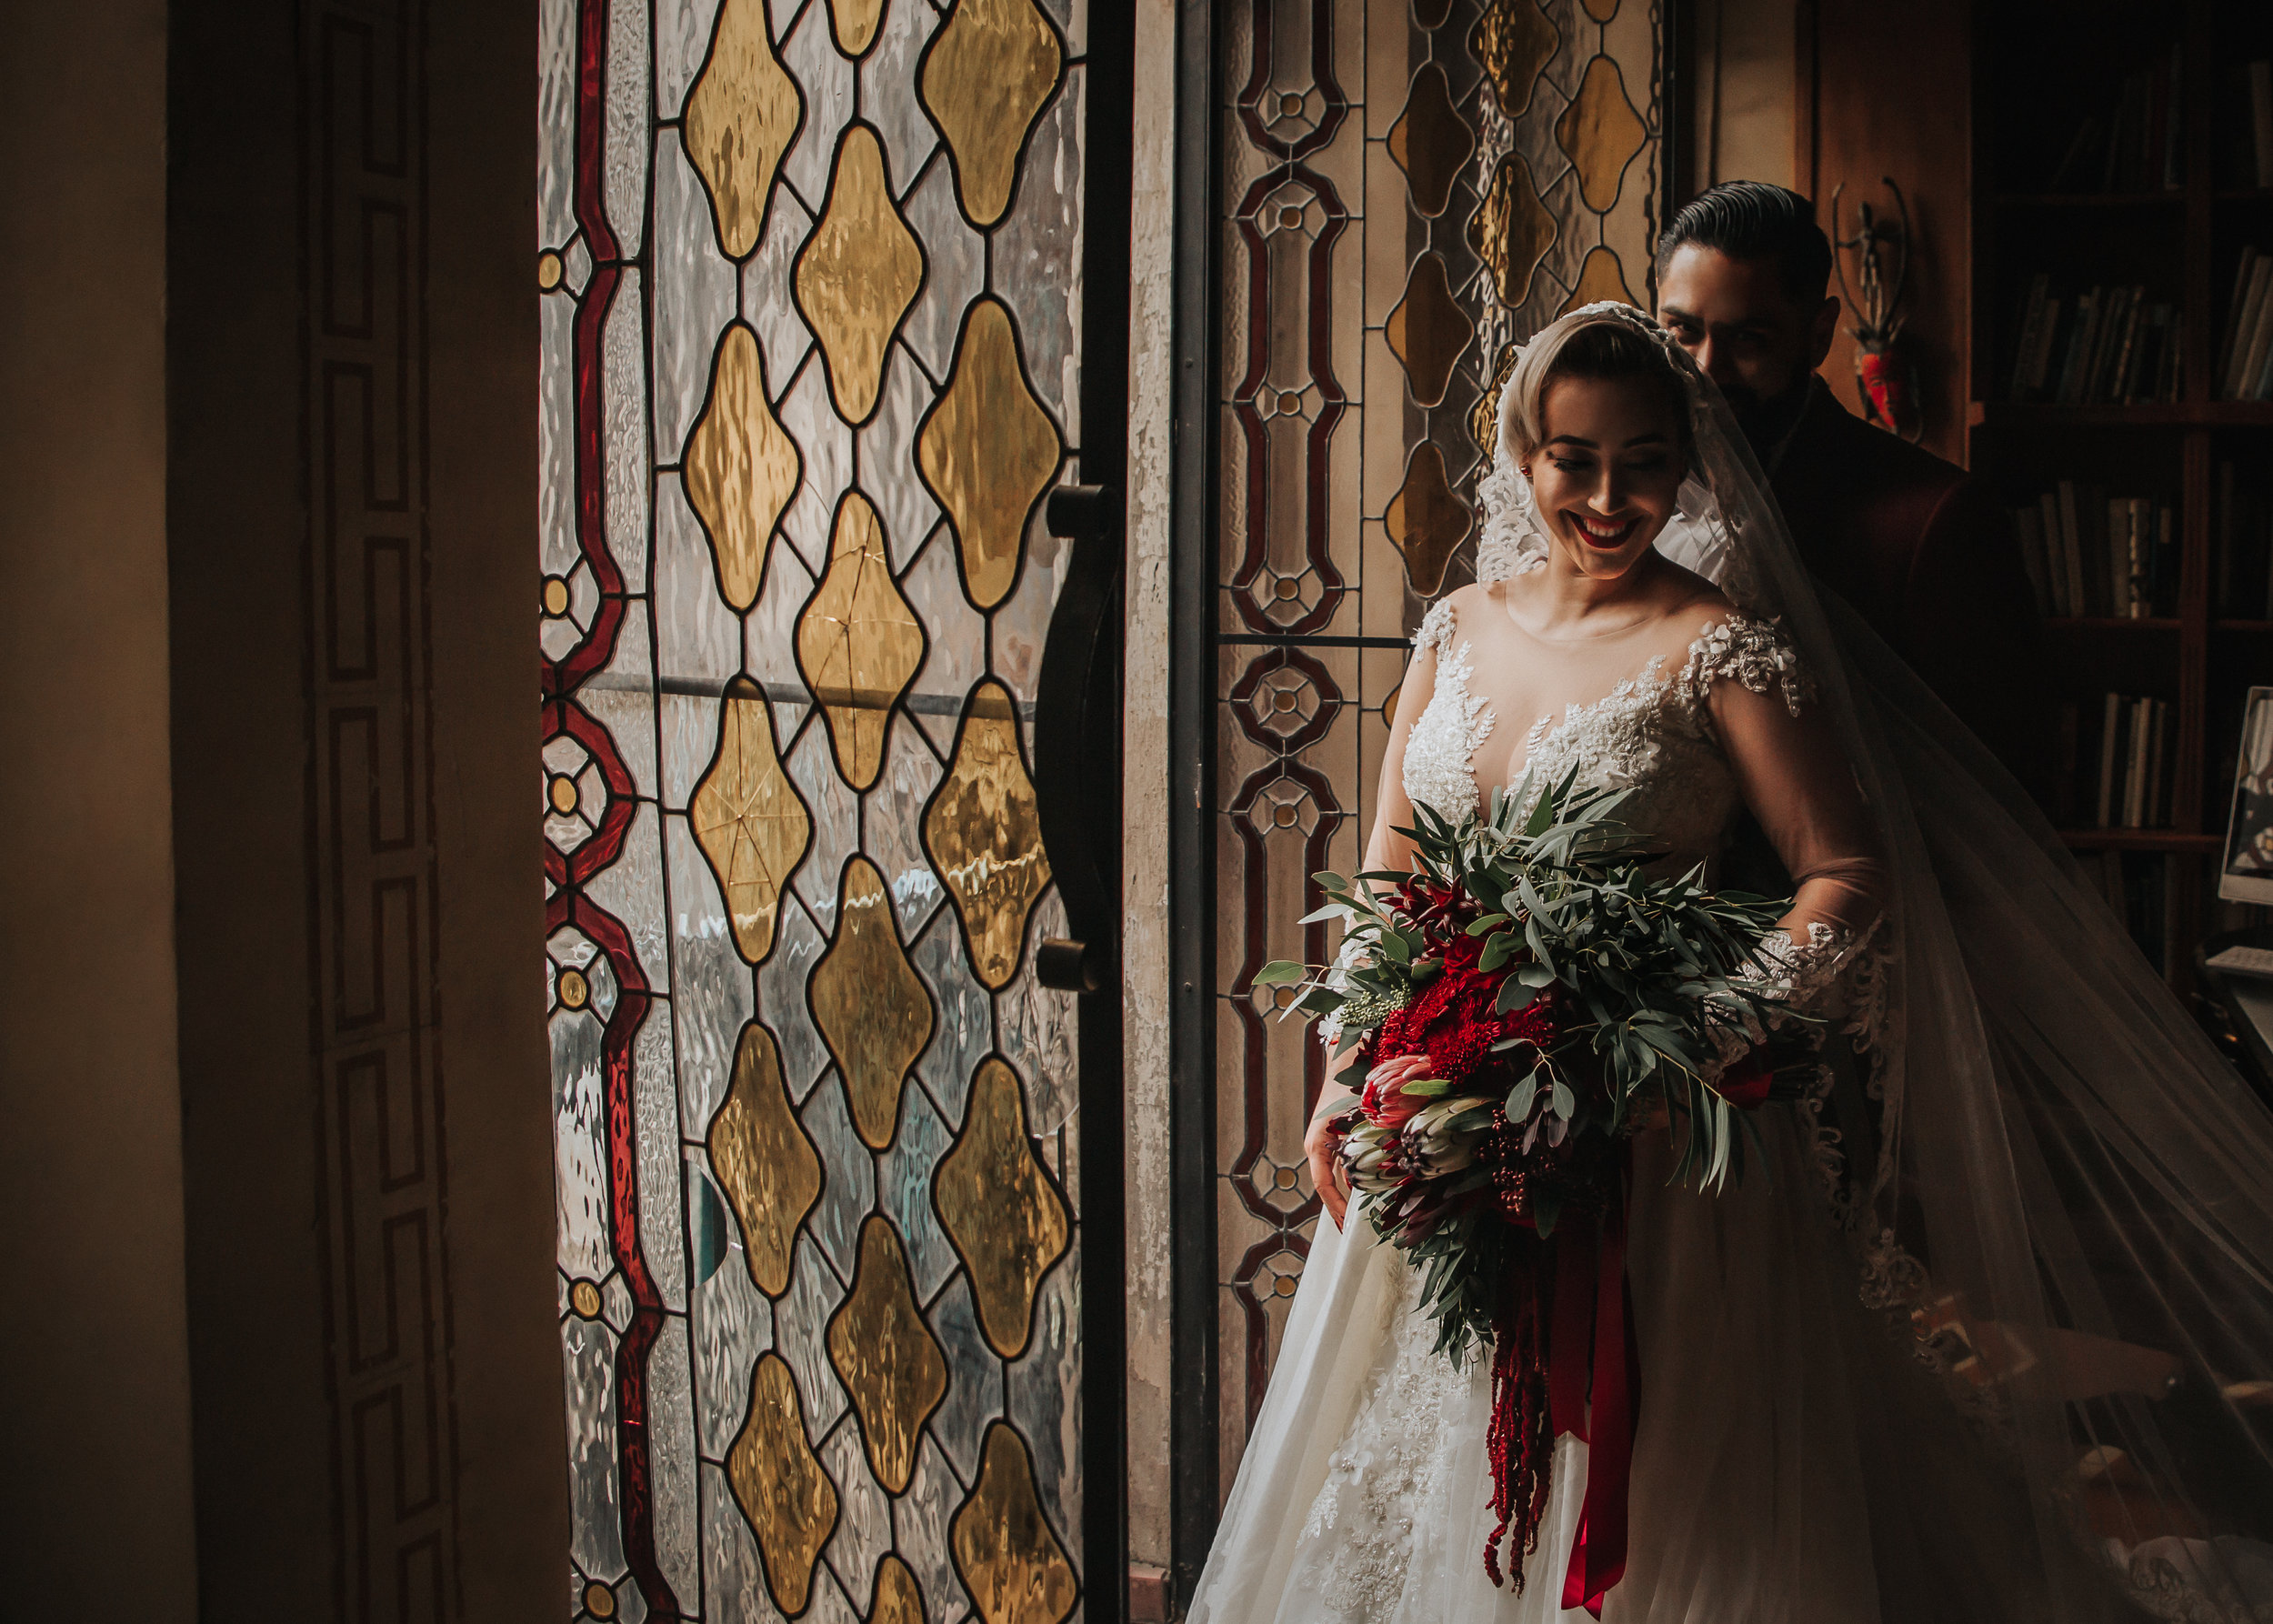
[{"left": 1521, "top": 370, "right": 1689, "bottom": 586}]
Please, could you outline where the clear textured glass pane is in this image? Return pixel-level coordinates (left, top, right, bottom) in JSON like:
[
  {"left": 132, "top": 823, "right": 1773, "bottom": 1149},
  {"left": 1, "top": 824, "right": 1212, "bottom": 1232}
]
[
  {"left": 688, "top": 1145, "right": 774, "bottom": 1459},
  {"left": 780, "top": 0, "right": 854, "bottom": 207},
  {"left": 1006, "top": 1254, "right": 1084, "bottom": 1570},
  {"left": 538, "top": 0, "right": 576, "bottom": 249},
  {"left": 648, "top": 1314, "right": 702, "bottom": 1605},
  {"left": 653, "top": 132, "right": 739, "bottom": 464},
  {"left": 743, "top": 187, "right": 817, "bottom": 395},
  {"left": 776, "top": 353, "right": 855, "bottom": 578},
  {"left": 862, "top": 344, "right": 945, "bottom": 572},
  {"left": 880, "top": 1081, "right": 958, "bottom": 1302},
  {"left": 654, "top": 475, "right": 742, "bottom": 687},
  {"left": 759, "top": 891, "right": 828, "bottom": 1103},
  {"left": 656, "top": 0, "right": 724, "bottom": 117},
  {"left": 634, "top": 1007, "right": 687, "bottom": 1308},
  {"left": 898, "top": 1438, "right": 976, "bottom": 1618},
  {"left": 821, "top": 1424, "right": 894, "bottom": 1612},
  {"left": 901, "top": 530, "right": 987, "bottom": 758},
  {"left": 565, "top": 1320, "right": 630, "bottom": 1585},
  {"left": 547, "top": 0, "right": 1088, "bottom": 1597},
  {"left": 911, "top": 903, "right": 987, "bottom": 1131},
  {"left": 698, "top": 1461, "right": 771, "bottom": 1618},
  {"left": 540, "top": 293, "right": 579, "bottom": 578},
  {"left": 776, "top": 1233, "right": 850, "bottom": 1444},
  {"left": 584, "top": 601, "right": 661, "bottom": 797},
  {"left": 864, "top": 0, "right": 942, "bottom": 197},
  {"left": 798, "top": 1072, "right": 875, "bottom": 1281},
  {"left": 605, "top": 0, "right": 651, "bottom": 256},
  {"left": 994, "top": 66, "right": 1086, "bottom": 445},
  {"left": 604, "top": 269, "right": 653, "bottom": 586},
  {"left": 552, "top": 1002, "right": 611, "bottom": 1278},
  {"left": 866, "top": 710, "right": 947, "bottom": 937},
  {"left": 785, "top": 714, "right": 857, "bottom": 921}
]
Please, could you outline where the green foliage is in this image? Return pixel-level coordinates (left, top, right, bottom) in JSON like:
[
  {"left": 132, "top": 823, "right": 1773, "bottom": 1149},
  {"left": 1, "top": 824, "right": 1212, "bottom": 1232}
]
[{"left": 1261, "top": 771, "right": 1807, "bottom": 1191}]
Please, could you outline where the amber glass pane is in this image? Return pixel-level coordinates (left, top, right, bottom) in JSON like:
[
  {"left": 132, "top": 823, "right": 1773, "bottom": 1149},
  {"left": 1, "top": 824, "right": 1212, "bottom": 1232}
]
[{"left": 541, "top": 0, "right": 1087, "bottom": 1608}]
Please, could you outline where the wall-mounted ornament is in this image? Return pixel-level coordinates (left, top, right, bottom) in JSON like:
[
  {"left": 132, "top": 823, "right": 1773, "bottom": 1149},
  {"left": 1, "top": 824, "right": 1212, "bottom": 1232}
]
[{"left": 1832, "top": 177, "right": 1922, "bottom": 442}]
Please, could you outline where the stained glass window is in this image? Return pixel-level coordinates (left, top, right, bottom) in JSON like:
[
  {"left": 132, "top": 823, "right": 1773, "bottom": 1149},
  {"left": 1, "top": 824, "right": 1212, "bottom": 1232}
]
[
  {"left": 539, "top": 0, "right": 1091, "bottom": 1615},
  {"left": 1210, "top": 0, "right": 1661, "bottom": 1491}
]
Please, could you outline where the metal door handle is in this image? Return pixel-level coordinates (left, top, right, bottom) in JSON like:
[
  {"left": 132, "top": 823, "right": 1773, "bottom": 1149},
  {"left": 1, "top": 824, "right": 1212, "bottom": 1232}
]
[{"left": 1033, "top": 485, "right": 1123, "bottom": 994}]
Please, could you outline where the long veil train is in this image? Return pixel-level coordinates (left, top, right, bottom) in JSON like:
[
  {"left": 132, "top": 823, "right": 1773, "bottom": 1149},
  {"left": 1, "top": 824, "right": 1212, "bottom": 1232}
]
[{"left": 1195, "top": 304, "right": 2273, "bottom": 1621}]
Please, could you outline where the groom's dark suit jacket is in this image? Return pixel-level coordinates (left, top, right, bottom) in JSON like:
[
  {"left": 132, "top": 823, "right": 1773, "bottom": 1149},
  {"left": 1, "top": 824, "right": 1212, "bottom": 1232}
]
[{"left": 1769, "top": 381, "right": 2054, "bottom": 803}]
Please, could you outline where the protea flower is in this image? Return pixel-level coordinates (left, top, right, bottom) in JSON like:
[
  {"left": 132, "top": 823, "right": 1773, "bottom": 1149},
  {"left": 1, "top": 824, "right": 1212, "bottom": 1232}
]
[
  {"left": 1360, "top": 1051, "right": 1437, "bottom": 1129},
  {"left": 1401, "top": 1096, "right": 1498, "bottom": 1175}
]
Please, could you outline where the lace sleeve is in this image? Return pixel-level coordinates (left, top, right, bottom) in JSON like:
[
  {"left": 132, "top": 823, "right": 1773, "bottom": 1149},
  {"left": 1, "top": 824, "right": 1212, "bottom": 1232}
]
[
  {"left": 1413, "top": 597, "right": 1457, "bottom": 659},
  {"left": 1704, "top": 918, "right": 1872, "bottom": 1068},
  {"left": 1677, "top": 614, "right": 1813, "bottom": 719}
]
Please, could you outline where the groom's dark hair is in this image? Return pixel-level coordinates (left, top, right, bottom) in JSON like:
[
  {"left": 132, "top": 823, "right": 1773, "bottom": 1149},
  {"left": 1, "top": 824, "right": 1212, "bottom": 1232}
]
[{"left": 1656, "top": 182, "right": 1833, "bottom": 303}]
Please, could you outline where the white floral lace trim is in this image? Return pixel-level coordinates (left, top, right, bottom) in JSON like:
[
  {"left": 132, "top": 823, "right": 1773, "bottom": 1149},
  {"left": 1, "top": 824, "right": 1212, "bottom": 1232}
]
[
  {"left": 1512, "top": 656, "right": 1676, "bottom": 817},
  {"left": 1403, "top": 600, "right": 1494, "bottom": 820},
  {"left": 2111, "top": 1536, "right": 2273, "bottom": 1623},
  {"left": 1675, "top": 614, "right": 1813, "bottom": 721},
  {"left": 1474, "top": 450, "right": 1550, "bottom": 584},
  {"left": 1294, "top": 1268, "right": 1467, "bottom": 1620}
]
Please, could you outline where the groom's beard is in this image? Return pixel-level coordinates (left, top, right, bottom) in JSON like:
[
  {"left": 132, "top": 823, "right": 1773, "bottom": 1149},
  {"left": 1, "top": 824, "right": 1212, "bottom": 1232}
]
[{"left": 1724, "top": 376, "right": 1813, "bottom": 461}]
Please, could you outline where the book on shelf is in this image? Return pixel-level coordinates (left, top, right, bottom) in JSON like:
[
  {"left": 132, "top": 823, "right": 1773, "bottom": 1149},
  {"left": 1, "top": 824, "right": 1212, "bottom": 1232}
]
[
  {"left": 2220, "top": 246, "right": 2273, "bottom": 401},
  {"left": 2253, "top": 61, "right": 2273, "bottom": 189},
  {"left": 2213, "top": 459, "right": 2273, "bottom": 618},
  {"left": 2082, "top": 851, "right": 2174, "bottom": 976},
  {"left": 2070, "top": 692, "right": 2176, "bottom": 831},
  {"left": 2007, "top": 276, "right": 2180, "bottom": 405},
  {"left": 2047, "top": 44, "right": 2183, "bottom": 193},
  {"left": 2008, "top": 486, "right": 2178, "bottom": 618}
]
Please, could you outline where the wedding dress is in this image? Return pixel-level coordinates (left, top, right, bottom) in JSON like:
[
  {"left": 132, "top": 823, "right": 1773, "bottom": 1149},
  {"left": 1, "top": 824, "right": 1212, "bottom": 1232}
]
[{"left": 1187, "top": 306, "right": 2273, "bottom": 1624}]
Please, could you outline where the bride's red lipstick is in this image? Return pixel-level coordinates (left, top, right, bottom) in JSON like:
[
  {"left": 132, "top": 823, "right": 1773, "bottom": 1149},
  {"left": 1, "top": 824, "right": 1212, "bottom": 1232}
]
[{"left": 1568, "top": 512, "right": 1640, "bottom": 549}]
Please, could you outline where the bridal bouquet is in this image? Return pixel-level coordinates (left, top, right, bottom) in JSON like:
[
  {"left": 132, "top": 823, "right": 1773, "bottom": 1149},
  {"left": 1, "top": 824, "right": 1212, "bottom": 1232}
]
[{"left": 1257, "top": 777, "right": 1817, "bottom": 1612}]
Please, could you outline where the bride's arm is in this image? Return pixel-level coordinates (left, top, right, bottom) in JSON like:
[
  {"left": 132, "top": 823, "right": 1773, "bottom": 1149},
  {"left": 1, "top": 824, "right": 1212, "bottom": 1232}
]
[
  {"left": 1306, "top": 633, "right": 1446, "bottom": 1228},
  {"left": 1711, "top": 675, "right": 1887, "bottom": 944}
]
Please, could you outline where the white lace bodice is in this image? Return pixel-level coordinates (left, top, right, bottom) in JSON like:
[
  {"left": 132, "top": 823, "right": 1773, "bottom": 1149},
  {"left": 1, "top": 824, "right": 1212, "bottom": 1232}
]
[{"left": 1403, "top": 596, "right": 1810, "bottom": 866}]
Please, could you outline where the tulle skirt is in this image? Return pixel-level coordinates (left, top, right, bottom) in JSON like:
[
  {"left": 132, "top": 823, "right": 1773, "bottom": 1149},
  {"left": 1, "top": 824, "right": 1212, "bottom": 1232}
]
[{"left": 1187, "top": 1114, "right": 2056, "bottom": 1624}]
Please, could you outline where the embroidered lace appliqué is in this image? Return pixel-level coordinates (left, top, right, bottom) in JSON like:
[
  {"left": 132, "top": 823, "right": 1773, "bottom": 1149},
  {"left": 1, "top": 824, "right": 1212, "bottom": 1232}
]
[
  {"left": 1402, "top": 600, "right": 1494, "bottom": 820},
  {"left": 1405, "top": 607, "right": 1811, "bottom": 836},
  {"left": 1294, "top": 1266, "right": 1469, "bottom": 1620},
  {"left": 1514, "top": 656, "right": 1675, "bottom": 813},
  {"left": 1676, "top": 613, "right": 1813, "bottom": 721}
]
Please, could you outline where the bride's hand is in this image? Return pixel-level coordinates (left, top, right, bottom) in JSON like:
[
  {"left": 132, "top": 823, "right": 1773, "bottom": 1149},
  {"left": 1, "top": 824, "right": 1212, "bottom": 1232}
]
[{"left": 1305, "top": 1088, "right": 1358, "bottom": 1229}]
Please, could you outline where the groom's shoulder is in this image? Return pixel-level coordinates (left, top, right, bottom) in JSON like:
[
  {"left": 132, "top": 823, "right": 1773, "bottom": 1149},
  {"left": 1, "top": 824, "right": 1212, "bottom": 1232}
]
[
  {"left": 1777, "top": 382, "right": 1985, "bottom": 565},
  {"left": 1797, "top": 382, "right": 1968, "bottom": 499}
]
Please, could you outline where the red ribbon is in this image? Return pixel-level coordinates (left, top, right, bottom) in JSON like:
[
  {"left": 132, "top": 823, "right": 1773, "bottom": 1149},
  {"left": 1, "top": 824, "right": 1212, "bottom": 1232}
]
[
  {"left": 1554, "top": 1185, "right": 1637, "bottom": 1617},
  {"left": 1483, "top": 1151, "right": 1641, "bottom": 1611},
  {"left": 1528, "top": 1149, "right": 1639, "bottom": 1617}
]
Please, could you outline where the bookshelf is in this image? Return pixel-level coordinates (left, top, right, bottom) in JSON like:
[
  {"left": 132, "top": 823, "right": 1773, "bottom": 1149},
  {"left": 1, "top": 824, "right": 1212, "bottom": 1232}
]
[{"left": 1970, "top": 0, "right": 2273, "bottom": 994}]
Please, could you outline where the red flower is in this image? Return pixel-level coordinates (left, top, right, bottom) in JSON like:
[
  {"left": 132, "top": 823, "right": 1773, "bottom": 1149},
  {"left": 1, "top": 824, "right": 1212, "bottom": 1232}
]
[
  {"left": 1715, "top": 1048, "right": 1774, "bottom": 1109},
  {"left": 1375, "top": 930, "right": 1559, "bottom": 1088},
  {"left": 1361, "top": 1052, "right": 1438, "bottom": 1129}
]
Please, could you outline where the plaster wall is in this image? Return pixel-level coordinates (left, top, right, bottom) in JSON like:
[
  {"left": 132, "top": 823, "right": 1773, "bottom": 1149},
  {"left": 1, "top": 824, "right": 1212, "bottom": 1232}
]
[
  {"left": 1124, "top": 0, "right": 1179, "bottom": 1576},
  {"left": 166, "top": 0, "right": 566, "bottom": 1612},
  {"left": 0, "top": 0, "right": 200, "bottom": 1611},
  {"left": 1690, "top": 0, "right": 1800, "bottom": 194}
]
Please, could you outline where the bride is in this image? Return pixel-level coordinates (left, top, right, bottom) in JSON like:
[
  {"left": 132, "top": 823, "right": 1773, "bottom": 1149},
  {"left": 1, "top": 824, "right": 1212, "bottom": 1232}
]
[{"left": 1187, "top": 305, "right": 2273, "bottom": 1623}]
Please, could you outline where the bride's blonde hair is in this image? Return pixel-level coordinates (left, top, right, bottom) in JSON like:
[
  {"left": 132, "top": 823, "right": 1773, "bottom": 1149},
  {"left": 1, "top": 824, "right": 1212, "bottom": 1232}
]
[{"left": 1496, "top": 306, "right": 1692, "bottom": 466}]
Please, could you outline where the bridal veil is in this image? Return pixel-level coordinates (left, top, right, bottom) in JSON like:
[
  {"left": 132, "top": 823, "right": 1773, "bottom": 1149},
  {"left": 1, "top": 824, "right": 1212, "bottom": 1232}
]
[{"left": 1193, "top": 304, "right": 2273, "bottom": 1622}]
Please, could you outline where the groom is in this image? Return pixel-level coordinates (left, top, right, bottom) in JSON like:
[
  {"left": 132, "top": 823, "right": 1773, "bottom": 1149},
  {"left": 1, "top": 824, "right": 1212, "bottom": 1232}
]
[{"left": 1655, "top": 181, "right": 2053, "bottom": 801}]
